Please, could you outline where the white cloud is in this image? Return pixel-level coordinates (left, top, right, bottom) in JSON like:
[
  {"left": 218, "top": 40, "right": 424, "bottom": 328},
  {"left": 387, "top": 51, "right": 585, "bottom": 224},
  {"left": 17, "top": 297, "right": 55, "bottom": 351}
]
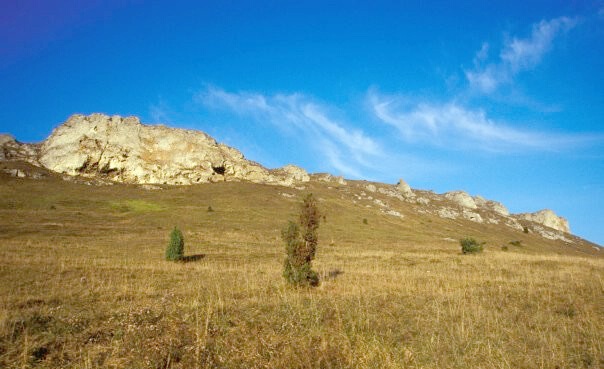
[
  {"left": 197, "top": 87, "right": 382, "bottom": 177},
  {"left": 473, "top": 42, "right": 490, "bottom": 65},
  {"left": 466, "top": 16, "right": 577, "bottom": 93},
  {"left": 369, "top": 90, "right": 598, "bottom": 152}
]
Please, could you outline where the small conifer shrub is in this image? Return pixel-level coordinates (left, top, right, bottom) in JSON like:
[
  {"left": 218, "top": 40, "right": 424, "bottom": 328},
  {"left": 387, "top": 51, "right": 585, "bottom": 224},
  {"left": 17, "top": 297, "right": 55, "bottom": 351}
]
[
  {"left": 166, "top": 227, "right": 184, "bottom": 261},
  {"left": 460, "top": 237, "right": 484, "bottom": 254},
  {"left": 282, "top": 194, "right": 320, "bottom": 287}
]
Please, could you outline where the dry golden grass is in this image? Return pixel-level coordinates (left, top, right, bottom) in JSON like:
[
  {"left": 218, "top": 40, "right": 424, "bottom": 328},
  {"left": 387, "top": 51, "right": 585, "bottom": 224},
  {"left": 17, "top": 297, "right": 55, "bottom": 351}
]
[{"left": 0, "top": 166, "right": 602, "bottom": 368}]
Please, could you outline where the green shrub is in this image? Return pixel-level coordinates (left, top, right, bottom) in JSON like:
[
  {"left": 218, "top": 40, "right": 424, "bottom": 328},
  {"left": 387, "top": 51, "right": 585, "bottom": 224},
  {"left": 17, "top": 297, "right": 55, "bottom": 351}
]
[
  {"left": 460, "top": 237, "right": 484, "bottom": 254},
  {"left": 362, "top": 218, "right": 368, "bottom": 225},
  {"left": 282, "top": 194, "right": 320, "bottom": 287},
  {"left": 166, "top": 227, "right": 184, "bottom": 261}
]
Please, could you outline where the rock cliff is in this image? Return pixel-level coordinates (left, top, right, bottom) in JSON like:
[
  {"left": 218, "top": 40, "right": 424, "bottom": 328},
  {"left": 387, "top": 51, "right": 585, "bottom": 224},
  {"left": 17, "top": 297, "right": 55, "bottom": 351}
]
[
  {"left": 517, "top": 209, "right": 570, "bottom": 233},
  {"left": 34, "top": 114, "right": 309, "bottom": 186}
]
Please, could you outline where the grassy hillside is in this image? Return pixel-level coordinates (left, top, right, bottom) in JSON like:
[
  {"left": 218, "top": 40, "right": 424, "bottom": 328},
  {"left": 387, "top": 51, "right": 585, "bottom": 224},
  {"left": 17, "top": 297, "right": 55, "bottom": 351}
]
[{"left": 0, "top": 163, "right": 602, "bottom": 368}]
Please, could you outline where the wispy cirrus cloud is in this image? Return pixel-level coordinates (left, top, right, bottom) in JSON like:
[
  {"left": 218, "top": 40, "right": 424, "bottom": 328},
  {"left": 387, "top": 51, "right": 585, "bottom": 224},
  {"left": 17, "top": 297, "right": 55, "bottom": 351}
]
[
  {"left": 369, "top": 90, "right": 601, "bottom": 152},
  {"left": 197, "top": 87, "right": 382, "bottom": 177},
  {"left": 367, "top": 15, "right": 600, "bottom": 152},
  {"left": 466, "top": 16, "right": 577, "bottom": 94}
]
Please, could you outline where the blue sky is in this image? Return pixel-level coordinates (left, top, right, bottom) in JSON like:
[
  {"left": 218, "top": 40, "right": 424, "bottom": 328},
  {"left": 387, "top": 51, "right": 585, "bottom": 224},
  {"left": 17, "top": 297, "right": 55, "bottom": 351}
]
[{"left": 1, "top": 1, "right": 603, "bottom": 245}]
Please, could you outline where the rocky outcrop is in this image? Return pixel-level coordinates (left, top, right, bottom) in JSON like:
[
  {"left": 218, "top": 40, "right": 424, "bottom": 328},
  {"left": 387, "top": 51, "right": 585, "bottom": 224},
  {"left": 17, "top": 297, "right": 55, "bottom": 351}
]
[
  {"left": 462, "top": 210, "right": 483, "bottom": 223},
  {"left": 474, "top": 195, "right": 509, "bottom": 216},
  {"left": 0, "top": 134, "right": 39, "bottom": 163},
  {"left": 395, "top": 179, "right": 415, "bottom": 198},
  {"left": 33, "top": 114, "right": 309, "bottom": 186},
  {"left": 270, "top": 165, "right": 310, "bottom": 187},
  {"left": 312, "top": 173, "right": 347, "bottom": 185},
  {"left": 1, "top": 167, "right": 46, "bottom": 179},
  {"left": 444, "top": 191, "right": 477, "bottom": 209},
  {"left": 531, "top": 225, "right": 573, "bottom": 242},
  {"left": 437, "top": 207, "right": 459, "bottom": 220},
  {"left": 517, "top": 209, "right": 570, "bottom": 233}
]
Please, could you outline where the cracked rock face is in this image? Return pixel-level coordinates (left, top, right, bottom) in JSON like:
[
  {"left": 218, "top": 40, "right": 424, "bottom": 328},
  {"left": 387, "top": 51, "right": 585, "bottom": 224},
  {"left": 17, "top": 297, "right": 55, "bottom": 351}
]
[{"left": 37, "top": 114, "right": 309, "bottom": 186}]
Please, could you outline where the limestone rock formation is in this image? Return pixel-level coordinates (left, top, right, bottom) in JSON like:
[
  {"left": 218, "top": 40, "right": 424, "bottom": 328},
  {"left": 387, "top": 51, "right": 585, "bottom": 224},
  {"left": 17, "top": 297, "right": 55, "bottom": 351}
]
[
  {"left": 462, "top": 210, "right": 483, "bottom": 223},
  {"left": 312, "top": 173, "right": 347, "bottom": 185},
  {"left": 437, "top": 207, "right": 459, "bottom": 220},
  {"left": 517, "top": 209, "right": 570, "bottom": 233},
  {"left": 0, "top": 134, "right": 39, "bottom": 163},
  {"left": 474, "top": 195, "right": 509, "bottom": 216},
  {"left": 270, "top": 165, "right": 310, "bottom": 187},
  {"left": 444, "top": 191, "right": 477, "bottom": 209},
  {"left": 531, "top": 225, "right": 573, "bottom": 242},
  {"left": 35, "top": 114, "right": 309, "bottom": 186},
  {"left": 395, "top": 179, "right": 415, "bottom": 198}
]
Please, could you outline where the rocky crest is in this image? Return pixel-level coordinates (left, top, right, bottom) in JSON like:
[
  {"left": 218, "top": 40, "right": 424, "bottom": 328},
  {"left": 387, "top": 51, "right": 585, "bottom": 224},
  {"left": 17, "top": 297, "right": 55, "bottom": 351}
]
[
  {"left": 33, "top": 114, "right": 309, "bottom": 186},
  {"left": 444, "top": 191, "right": 477, "bottom": 209},
  {"left": 1, "top": 113, "right": 574, "bottom": 239},
  {"left": 517, "top": 209, "right": 570, "bottom": 234},
  {"left": 0, "top": 134, "right": 39, "bottom": 163}
]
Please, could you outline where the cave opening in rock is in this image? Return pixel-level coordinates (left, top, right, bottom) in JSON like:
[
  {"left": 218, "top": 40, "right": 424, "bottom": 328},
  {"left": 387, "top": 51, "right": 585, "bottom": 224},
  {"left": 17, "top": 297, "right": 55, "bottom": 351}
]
[{"left": 212, "top": 166, "right": 226, "bottom": 175}]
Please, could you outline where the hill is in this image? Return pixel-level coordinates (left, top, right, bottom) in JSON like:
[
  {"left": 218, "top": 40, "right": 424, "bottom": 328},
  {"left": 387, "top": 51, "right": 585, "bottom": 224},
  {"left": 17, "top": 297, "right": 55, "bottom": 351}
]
[
  {"left": 1, "top": 113, "right": 591, "bottom": 246},
  {"left": 0, "top": 115, "right": 602, "bottom": 368}
]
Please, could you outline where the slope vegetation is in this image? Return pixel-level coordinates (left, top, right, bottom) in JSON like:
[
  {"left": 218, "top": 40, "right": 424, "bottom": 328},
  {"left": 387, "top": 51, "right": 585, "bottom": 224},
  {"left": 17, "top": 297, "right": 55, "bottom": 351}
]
[{"left": 0, "top": 163, "right": 602, "bottom": 368}]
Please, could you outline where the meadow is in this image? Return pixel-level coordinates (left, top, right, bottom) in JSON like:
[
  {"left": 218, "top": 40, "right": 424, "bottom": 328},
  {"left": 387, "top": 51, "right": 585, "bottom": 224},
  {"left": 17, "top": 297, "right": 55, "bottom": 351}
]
[{"left": 0, "top": 168, "right": 602, "bottom": 368}]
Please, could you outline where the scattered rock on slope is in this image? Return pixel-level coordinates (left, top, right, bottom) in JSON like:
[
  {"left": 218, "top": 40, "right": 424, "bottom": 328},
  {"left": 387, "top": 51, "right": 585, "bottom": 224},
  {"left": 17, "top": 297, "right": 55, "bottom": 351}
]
[{"left": 313, "top": 173, "right": 347, "bottom": 185}]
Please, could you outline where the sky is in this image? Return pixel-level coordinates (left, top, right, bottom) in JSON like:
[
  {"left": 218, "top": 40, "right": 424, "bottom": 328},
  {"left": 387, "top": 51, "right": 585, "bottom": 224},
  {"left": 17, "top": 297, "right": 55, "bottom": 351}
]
[{"left": 1, "top": 1, "right": 603, "bottom": 245}]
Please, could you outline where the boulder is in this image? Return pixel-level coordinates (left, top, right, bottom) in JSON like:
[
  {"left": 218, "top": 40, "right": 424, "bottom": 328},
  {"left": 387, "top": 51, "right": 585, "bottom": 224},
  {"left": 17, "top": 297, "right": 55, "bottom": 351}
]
[
  {"left": 462, "top": 210, "right": 483, "bottom": 223},
  {"left": 395, "top": 178, "right": 415, "bottom": 198},
  {"left": 365, "top": 184, "right": 377, "bottom": 193}
]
